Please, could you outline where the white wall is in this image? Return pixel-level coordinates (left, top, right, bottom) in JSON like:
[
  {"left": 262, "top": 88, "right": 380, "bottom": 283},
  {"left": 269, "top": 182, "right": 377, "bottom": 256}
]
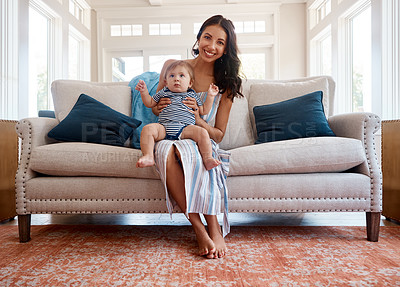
[{"left": 279, "top": 3, "right": 307, "bottom": 79}]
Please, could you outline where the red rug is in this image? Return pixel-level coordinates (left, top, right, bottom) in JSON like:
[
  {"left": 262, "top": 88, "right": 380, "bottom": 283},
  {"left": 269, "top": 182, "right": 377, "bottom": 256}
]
[{"left": 0, "top": 225, "right": 399, "bottom": 286}]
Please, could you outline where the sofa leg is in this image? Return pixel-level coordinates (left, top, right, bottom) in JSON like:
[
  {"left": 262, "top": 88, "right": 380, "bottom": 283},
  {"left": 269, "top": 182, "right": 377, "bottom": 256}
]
[
  {"left": 366, "top": 212, "right": 380, "bottom": 242},
  {"left": 18, "top": 214, "right": 31, "bottom": 243}
]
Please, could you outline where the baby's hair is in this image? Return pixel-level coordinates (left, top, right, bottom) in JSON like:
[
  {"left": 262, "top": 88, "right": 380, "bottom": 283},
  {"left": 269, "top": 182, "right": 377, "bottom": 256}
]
[{"left": 164, "top": 60, "right": 195, "bottom": 82}]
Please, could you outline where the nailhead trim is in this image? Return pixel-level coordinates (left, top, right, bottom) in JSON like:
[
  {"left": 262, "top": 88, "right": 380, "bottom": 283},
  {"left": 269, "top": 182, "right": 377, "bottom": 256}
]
[
  {"left": 28, "top": 198, "right": 166, "bottom": 202},
  {"left": 15, "top": 120, "right": 32, "bottom": 214},
  {"left": 363, "top": 115, "right": 382, "bottom": 212},
  {"left": 27, "top": 197, "right": 368, "bottom": 202},
  {"left": 229, "top": 197, "right": 368, "bottom": 201},
  {"left": 229, "top": 209, "right": 366, "bottom": 212},
  {"left": 30, "top": 211, "right": 169, "bottom": 214}
]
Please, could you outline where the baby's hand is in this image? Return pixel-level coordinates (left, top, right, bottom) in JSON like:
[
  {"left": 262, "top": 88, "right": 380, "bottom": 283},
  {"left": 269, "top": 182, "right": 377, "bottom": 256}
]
[
  {"left": 135, "top": 80, "right": 147, "bottom": 92},
  {"left": 208, "top": 83, "right": 219, "bottom": 97}
]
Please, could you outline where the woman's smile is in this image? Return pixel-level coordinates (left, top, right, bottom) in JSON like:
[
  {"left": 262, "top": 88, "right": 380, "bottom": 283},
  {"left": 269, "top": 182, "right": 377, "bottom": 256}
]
[{"left": 204, "top": 50, "right": 215, "bottom": 57}]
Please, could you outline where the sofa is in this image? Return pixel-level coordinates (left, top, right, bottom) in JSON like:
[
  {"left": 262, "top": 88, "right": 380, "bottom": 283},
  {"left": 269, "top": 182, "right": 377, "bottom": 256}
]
[{"left": 15, "top": 76, "right": 382, "bottom": 243}]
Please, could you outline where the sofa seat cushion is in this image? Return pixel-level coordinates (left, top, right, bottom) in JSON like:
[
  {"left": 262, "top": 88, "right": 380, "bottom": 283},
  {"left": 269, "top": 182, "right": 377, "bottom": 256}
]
[
  {"left": 228, "top": 137, "right": 366, "bottom": 176},
  {"left": 30, "top": 142, "right": 160, "bottom": 179}
]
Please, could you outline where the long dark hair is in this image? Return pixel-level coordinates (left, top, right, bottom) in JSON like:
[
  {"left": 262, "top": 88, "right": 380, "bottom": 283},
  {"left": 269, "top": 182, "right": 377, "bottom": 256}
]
[{"left": 192, "top": 15, "right": 243, "bottom": 101}]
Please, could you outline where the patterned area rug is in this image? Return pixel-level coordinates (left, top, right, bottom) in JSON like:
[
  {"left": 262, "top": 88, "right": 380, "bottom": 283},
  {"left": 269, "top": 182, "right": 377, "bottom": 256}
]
[{"left": 0, "top": 225, "right": 399, "bottom": 286}]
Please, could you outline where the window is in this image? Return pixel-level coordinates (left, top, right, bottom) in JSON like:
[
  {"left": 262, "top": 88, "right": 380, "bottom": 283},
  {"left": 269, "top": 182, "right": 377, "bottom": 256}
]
[
  {"left": 68, "top": 26, "right": 90, "bottom": 80},
  {"left": 149, "top": 23, "right": 181, "bottom": 36},
  {"left": 309, "top": 0, "right": 332, "bottom": 28},
  {"left": 381, "top": 0, "right": 400, "bottom": 119},
  {"left": 112, "top": 56, "right": 144, "bottom": 82},
  {"left": 110, "top": 54, "right": 183, "bottom": 82},
  {"left": 0, "top": 0, "right": 18, "bottom": 119},
  {"left": 111, "top": 24, "right": 142, "bottom": 37},
  {"left": 69, "top": 34, "right": 80, "bottom": 80},
  {"left": 149, "top": 55, "right": 181, "bottom": 73},
  {"left": 309, "top": 0, "right": 375, "bottom": 115},
  {"left": 310, "top": 28, "right": 332, "bottom": 76},
  {"left": 239, "top": 53, "right": 266, "bottom": 79},
  {"left": 69, "top": 0, "right": 83, "bottom": 22},
  {"left": 69, "top": 0, "right": 90, "bottom": 28},
  {"left": 234, "top": 21, "right": 266, "bottom": 33},
  {"left": 195, "top": 21, "right": 266, "bottom": 34},
  {"left": 317, "top": 0, "right": 331, "bottom": 23},
  {"left": 320, "top": 35, "right": 332, "bottom": 76},
  {"left": 349, "top": 5, "right": 371, "bottom": 112},
  {"left": 28, "top": 4, "right": 54, "bottom": 116}
]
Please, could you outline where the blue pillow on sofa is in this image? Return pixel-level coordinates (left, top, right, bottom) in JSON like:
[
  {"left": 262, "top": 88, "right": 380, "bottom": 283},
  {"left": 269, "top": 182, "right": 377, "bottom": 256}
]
[
  {"left": 253, "top": 91, "right": 335, "bottom": 144},
  {"left": 48, "top": 94, "right": 142, "bottom": 147}
]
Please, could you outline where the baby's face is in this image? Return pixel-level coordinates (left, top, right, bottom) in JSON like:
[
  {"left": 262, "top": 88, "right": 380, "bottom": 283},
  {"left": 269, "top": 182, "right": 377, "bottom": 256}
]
[{"left": 165, "top": 66, "right": 192, "bottom": 93}]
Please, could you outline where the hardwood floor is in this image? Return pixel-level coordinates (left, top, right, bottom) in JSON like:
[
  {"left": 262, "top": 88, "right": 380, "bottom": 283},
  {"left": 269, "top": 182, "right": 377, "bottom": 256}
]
[{"left": 1, "top": 212, "right": 399, "bottom": 227}]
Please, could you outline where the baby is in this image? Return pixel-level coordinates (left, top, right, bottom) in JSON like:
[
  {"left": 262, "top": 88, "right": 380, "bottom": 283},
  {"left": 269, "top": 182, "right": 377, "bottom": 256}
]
[{"left": 135, "top": 60, "right": 221, "bottom": 170}]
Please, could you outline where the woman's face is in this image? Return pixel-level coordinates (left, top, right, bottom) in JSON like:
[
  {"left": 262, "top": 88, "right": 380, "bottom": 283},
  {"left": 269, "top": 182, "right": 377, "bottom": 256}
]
[{"left": 197, "top": 24, "right": 227, "bottom": 63}]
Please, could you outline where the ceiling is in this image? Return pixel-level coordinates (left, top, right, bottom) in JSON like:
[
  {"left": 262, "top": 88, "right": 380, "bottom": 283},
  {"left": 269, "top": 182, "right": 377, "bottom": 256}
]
[{"left": 86, "top": 0, "right": 306, "bottom": 9}]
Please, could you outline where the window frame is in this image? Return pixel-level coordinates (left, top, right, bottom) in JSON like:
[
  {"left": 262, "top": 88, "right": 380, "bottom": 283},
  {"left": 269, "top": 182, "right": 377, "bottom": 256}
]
[
  {"left": 381, "top": 0, "right": 400, "bottom": 119},
  {"left": 310, "top": 26, "right": 332, "bottom": 76},
  {"left": 68, "top": 25, "right": 90, "bottom": 81},
  {"left": 28, "top": 0, "right": 59, "bottom": 115},
  {"left": 239, "top": 47, "right": 272, "bottom": 80},
  {"left": 0, "top": 0, "right": 19, "bottom": 119},
  {"left": 337, "top": 0, "right": 371, "bottom": 114}
]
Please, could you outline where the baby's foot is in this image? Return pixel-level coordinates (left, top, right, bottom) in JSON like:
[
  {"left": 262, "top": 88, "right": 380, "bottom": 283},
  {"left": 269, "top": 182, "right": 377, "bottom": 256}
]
[
  {"left": 204, "top": 158, "right": 221, "bottom": 171},
  {"left": 194, "top": 227, "right": 216, "bottom": 257},
  {"left": 208, "top": 229, "right": 227, "bottom": 259},
  {"left": 136, "top": 155, "right": 155, "bottom": 168}
]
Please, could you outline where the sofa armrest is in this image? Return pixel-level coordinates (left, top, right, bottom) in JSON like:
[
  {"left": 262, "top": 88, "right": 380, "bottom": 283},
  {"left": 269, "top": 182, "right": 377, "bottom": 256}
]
[
  {"left": 15, "top": 117, "right": 59, "bottom": 214},
  {"left": 328, "top": 112, "right": 382, "bottom": 212},
  {"left": 328, "top": 112, "right": 380, "bottom": 140}
]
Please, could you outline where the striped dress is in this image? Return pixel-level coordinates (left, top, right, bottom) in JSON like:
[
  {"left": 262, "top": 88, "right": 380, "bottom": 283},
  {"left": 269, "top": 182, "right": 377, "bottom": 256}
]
[{"left": 154, "top": 92, "right": 231, "bottom": 237}]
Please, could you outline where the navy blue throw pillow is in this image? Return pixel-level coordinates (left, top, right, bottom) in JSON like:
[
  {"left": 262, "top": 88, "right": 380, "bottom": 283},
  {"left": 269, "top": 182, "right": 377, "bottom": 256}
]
[
  {"left": 48, "top": 94, "right": 142, "bottom": 147},
  {"left": 253, "top": 91, "right": 335, "bottom": 144}
]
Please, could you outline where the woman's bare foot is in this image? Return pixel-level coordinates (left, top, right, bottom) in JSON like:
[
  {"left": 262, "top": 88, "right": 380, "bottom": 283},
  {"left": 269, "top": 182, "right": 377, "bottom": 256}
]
[
  {"left": 193, "top": 225, "right": 216, "bottom": 257},
  {"left": 136, "top": 155, "right": 155, "bottom": 168},
  {"left": 204, "top": 215, "right": 227, "bottom": 259},
  {"left": 203, "top": 157, "right": 221, "bottom": 171},
  {"left": 208, "top": 229, "right": 227, "bottom": 259}
]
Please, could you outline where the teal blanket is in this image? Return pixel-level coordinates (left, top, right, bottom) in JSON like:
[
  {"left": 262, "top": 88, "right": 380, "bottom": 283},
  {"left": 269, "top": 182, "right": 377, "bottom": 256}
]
[{"left": 129, "top": 71, "right": 160, "bottom": 149}]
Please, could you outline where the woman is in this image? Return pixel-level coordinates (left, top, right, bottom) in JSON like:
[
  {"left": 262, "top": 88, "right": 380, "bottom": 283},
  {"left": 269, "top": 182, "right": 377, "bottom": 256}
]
[{"left": 153, "top": 15, "right": 243, "bottom": 259}]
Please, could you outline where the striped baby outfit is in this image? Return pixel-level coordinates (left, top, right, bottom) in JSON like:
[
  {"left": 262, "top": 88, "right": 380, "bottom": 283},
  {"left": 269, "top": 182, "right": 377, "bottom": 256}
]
[{"left": 152, "top": 87, "right": 203, "bottom": 139}]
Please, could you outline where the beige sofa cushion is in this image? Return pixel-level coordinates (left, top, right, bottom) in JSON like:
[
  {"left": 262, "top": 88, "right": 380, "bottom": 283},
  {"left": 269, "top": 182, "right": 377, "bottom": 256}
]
[
  {"left": 228, "top": 137, "right": 366, "bottom": 176},
  {"left": 30, "top": 142, "right": 160, "bottom": 179},
  {"left": 30, "top": 137, "right": 365, "bottom": 178},
  {"left": 217, "top": 96, "right": 255, "bottom": 150},
  {"left": 51, "top": 80, "right": 132, "bottom": 121}
]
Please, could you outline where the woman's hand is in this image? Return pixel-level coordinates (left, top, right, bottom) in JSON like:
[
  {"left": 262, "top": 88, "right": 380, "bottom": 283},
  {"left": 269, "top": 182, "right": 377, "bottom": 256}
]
[
  {"left": 183, "top": 97, "right": 201, "bottom": 120},
  {"left": 152, "top": 97, "right": 171, "bottom": 116}
]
